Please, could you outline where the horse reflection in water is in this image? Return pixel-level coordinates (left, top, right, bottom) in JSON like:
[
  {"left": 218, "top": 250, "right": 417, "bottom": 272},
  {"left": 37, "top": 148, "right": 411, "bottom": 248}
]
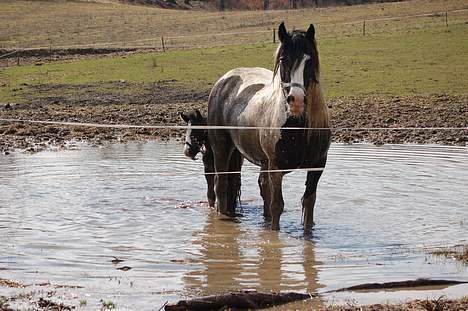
[
  {"left": 207, "top": 22, "right": 331, "bottom": 230},
  {"left": 182, "top": 209, "right": 322, "bottom": 298}
]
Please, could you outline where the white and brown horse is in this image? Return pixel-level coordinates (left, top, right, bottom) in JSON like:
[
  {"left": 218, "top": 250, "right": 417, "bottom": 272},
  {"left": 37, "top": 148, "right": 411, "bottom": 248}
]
[{"left": 207, "top": 22, "right": 331, "bottom": 230}]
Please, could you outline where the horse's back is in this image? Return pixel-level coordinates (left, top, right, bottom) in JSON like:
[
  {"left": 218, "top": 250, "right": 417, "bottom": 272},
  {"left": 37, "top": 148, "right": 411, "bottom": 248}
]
[
  {"left": 208, "top": 67, "right": 272, "bottom": 125},
  {"left": 217, "top": 67, "right": 272, "bottom": 86}
]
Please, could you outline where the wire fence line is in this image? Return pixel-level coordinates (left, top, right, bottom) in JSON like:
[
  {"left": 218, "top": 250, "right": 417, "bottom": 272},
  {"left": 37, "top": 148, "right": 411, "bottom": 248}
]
[
  {"left": 1, "top": 8, "right": 466, "bottom": 57},
  {"left": 0, "top": 118, "right": 465, "bottom": 175},
  {"left": 0, "top": 118, "right": 466, "bottom": 131}
]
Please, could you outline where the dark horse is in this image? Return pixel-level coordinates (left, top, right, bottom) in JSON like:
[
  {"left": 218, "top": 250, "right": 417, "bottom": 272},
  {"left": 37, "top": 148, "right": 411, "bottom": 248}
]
[
  {"left": 207, "top": 22, "right": 331, "bottom": 230},
  {"left": 180, "top": 109, "right": 242, "bottom": 210}
]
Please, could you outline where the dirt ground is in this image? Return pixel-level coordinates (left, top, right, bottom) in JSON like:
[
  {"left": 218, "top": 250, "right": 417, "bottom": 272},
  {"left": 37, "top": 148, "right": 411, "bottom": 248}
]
[
  {"left": 0, "top": 48, "right": 150, "bottom": 68},
  {"left": 0, "top": 81, "right": 467, "bottom": 154},
  {"left": 1, "top": 276, "right": 467, "bottom": 311},
  {"left": 326, "top": 298, "right": 468, "bottom": 311}
]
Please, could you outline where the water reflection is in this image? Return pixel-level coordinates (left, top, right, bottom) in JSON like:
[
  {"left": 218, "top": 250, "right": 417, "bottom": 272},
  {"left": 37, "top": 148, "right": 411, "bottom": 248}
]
[{"left": 183, "top": 209, "right": 322, "bottom": 296}]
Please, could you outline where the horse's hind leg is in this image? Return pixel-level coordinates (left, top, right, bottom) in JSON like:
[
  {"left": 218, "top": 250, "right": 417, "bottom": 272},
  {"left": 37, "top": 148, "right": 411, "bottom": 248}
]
[
  {"left": 302, "top": 160, "right": 326, "bottom": 229},
  {"left": 258, "top": 168, "right": 271, "bottom": 219},
  {"left": 227, "top": 149, "right": 242, "bottom": 214},
  {"left": 210, "top": 132, "right": 235, "bottom": 216}
]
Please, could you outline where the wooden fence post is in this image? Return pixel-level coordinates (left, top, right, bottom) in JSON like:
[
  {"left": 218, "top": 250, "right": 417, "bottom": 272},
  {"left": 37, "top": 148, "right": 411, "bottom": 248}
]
[
  {"left": 445, "top": 11, "right": 448, "bottom": 27},
  {"left": 363, "top": 20, "right": 366, "bottom": 36},
  {"left": 273, "top": 29, "right": 276, "bottom": 43},
  {"left": 161, "top": 36, "right": 166, "bottom": 52}
]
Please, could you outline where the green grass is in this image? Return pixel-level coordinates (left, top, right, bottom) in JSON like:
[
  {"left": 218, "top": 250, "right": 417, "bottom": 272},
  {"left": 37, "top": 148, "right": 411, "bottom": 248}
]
[{"left": 1, "top": 23, "right": 467, "bottom": 102}]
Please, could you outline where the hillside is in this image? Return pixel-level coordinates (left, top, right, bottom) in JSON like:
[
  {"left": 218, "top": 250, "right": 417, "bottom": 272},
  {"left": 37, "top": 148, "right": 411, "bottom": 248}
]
[
  {"left": 1, "top": 0, "right": 466, "bottom": 50},
  {"left": 122, "top": 0, "right": 404, "bottom": 10}
]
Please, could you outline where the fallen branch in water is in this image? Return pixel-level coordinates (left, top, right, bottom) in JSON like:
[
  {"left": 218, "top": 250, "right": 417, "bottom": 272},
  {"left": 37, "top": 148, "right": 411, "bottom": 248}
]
[{"left": 165, "top": 291, "right": 313, "bottom": 311}]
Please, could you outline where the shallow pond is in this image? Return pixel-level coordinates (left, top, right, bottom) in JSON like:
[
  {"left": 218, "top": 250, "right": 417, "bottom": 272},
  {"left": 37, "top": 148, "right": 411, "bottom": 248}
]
[{"left": 0, "top": 142, "right": 467, "bottom": 309}]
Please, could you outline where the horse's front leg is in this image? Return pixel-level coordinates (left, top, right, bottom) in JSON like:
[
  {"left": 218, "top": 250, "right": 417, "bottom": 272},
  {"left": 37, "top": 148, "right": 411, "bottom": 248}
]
[
  {"left": 302, "top": 162, "right": 325, "bottom": 229},
  {"left": 268, "top": 171, "right": 284, "bottom": 230},
  {"left": 202, "top": 149, "right": 215, "bottom": 208},
  {"left": 258, "top": 168, "right": 271, "bottom": 219}
]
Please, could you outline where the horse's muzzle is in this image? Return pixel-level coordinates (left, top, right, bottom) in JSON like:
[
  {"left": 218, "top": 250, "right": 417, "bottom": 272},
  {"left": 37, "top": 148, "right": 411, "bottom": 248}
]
[
  {"left": 183, "top": 142, "right": 199, "bottom": 160},
  {"left": 287, "top": 87, "right": 305, "bottom": 117}
]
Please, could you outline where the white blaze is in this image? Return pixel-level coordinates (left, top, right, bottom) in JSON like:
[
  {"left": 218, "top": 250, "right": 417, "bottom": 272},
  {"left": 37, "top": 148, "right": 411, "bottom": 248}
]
[
  {"left": 289, "top": 55, "right": 310, "bottom": 97},
  {"left": 287, "top": 55, "right": 309, "bottom": 116},
  {"left": 183, "top": 122, "right": 192, "bottom": 157}
]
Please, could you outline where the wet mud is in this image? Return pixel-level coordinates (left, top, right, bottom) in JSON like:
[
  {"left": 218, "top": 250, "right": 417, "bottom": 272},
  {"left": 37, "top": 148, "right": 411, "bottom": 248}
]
[
  {"left": 334, "top": 279, "right": 468, "bottom": 292},
  {"left": 1, "top": 82, "right": 466, "bottom": 154},
  {"left": 165, "top": 291, "right": 313, "bottom": 311},
  {"left": 331, "top": 94, "right": 468, "bottom": 146},
  {"left": 326, "top": 298, "right": 468, "bottom": 311}
]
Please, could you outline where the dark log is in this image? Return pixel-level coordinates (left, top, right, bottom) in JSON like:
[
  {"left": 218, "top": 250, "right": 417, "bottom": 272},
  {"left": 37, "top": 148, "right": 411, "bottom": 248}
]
[
  {"left": 335, "top": 278, "right": 468, "bottom": 292},
  {"left": 165, "top": 291, "right": 312, "bottom": 311}
]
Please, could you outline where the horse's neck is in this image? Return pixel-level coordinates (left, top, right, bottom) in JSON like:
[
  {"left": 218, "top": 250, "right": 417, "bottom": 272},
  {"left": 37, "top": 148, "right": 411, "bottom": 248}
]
[
  {"left": 268, "top": 71, "right": 285, "bottom": 104},
  {"left": 258, "top": 73, "right": 287, "bottom": 126}
]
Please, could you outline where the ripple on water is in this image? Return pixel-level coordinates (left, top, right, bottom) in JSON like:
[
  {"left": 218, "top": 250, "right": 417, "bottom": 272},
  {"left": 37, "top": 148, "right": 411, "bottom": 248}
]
[{"left": 0, "top": 142, "right": 467, "bottom": 308}]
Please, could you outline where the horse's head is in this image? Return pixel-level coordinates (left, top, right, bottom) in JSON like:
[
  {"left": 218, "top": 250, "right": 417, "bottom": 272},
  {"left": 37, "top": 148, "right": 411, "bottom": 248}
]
[
  {"left": 180, "top": 109, "right": 207, "bottom": 160},
  {"left": 274, "top": 22, "right": 320, "bottom": 117}
]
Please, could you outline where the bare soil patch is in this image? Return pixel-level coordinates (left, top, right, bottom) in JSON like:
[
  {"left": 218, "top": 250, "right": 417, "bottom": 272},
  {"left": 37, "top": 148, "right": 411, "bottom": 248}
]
[
  {"left": 331, "top": 94, "right": 468, "bottom": 146},
  {"left": 0, "top": 82, "right": 467, "bottom": 154},
  {"left": 0, "top": 48, "right": 151, "bottom": 67}
]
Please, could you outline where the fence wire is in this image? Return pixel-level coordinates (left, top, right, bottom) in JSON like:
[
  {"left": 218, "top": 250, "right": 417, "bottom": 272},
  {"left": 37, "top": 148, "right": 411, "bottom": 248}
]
[
  {"left": 0, "top": 118, "right": 467, "bottom": 131},
  {"left": 0, "top": 117, "right": 466, "bottom": 176}
]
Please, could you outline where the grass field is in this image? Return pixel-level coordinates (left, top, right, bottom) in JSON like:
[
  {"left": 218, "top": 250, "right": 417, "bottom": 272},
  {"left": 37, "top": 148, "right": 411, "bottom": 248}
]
[
  {"left": 1, "top": 22, "right": 467, "bottom": 101},
  {"left": 1, "top": 0, "right": 467, "bottom": 102}
]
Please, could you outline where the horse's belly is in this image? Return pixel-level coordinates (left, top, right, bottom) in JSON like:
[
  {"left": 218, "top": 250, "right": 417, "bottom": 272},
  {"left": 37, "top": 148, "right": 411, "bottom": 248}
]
[{"left": 232, "top": 131, "right": 265, "bottom": 166}]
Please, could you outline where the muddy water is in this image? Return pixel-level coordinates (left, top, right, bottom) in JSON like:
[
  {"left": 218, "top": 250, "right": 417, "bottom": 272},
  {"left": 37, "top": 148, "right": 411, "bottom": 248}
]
[{"left": 0, "top": 142, "right": 467, "bottom": 309}]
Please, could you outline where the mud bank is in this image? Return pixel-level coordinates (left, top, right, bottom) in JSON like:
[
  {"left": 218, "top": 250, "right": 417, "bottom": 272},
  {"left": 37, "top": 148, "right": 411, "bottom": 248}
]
[{"left": 0, "top": 82, "right": 466, "bottom": 153}]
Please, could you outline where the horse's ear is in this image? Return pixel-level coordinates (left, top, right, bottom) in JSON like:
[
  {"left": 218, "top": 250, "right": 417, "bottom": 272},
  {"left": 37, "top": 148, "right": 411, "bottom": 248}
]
[
  {"left": 195, "top": 109, "right": 203, "bottom": 120},
  {"left": 180, "top": 112, "right": 190, "bottom": 123},
  {"left": 306, "top": 24, "right": 315, "bottom": 41},
  {"left": 278, "top": 22, "right": 289, "bottom": 44}
]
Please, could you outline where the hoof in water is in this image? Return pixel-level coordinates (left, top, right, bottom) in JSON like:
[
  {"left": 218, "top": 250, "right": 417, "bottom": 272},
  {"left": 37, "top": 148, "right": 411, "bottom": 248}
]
[{"left": 218, "top": 213, "right": 241, "bottom": 223}]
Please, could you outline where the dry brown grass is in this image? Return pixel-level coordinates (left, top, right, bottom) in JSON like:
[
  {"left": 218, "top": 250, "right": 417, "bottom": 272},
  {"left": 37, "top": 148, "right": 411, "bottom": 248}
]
[
  {"left": 431, "top": 245, "right": 468, "bottom": 264},
  {"left": 1, "top": 0, "right": 467, "bottom": 49}
]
